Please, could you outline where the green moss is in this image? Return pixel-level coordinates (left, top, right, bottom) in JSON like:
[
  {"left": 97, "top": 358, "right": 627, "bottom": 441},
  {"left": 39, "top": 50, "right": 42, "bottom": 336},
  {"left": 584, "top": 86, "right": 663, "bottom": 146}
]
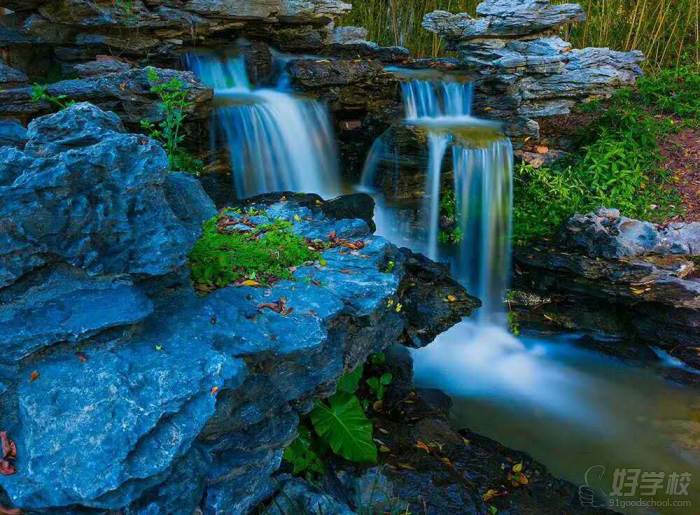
[{"left": 189, "top": 211, "right": 319, "bottom": 289}]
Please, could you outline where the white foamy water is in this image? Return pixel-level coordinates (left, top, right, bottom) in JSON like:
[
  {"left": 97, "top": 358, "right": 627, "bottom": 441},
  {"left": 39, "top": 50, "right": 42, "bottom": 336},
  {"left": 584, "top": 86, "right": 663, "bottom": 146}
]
[{"left": 186, "top": 53, "right": 340, "bottom": 199}]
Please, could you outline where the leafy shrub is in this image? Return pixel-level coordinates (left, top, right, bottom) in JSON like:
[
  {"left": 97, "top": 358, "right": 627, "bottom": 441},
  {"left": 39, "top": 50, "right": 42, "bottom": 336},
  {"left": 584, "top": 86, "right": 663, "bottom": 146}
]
[
  {"left": 636, "top": 66, "right": 700, "bottom": 120},
  {"left": 513, "top": 68, "right": 697, "bottom": 243},
  {"left": 141, "top": 67, "right": 202, "bottom": 174},
  {"left": 189, "top": 212, "right": 318, "bottom": 288}
]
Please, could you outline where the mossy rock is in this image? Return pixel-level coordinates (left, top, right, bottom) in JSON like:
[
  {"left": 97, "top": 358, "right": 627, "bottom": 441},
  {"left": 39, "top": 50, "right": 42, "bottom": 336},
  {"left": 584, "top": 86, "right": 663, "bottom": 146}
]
[{"left": 189, "top": 209, "right": 319, "bottom": 289}]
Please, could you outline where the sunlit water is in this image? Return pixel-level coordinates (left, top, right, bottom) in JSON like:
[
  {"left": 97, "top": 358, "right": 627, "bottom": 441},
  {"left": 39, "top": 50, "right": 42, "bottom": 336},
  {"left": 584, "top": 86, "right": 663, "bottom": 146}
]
[
  {"left": 361, "top": 74, "right": 699, "bottom": 514},
  {"left": 186, "top": 53, "right": 340, "bottom": 199}
]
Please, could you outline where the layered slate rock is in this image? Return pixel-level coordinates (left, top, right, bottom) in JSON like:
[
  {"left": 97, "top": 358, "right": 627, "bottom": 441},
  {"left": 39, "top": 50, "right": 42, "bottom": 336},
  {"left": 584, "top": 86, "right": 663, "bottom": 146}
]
[
  {"left": 514, "top": 209, "right": 700, "bottom": 371},
  {"left": 0, "top": 0, "right": 353, "bottom": 69},
  {"left": 0, "top": 104, "right": 475, "bottom": 513},
  {"left": 0, "top": 67, "right": 211, "bottom": 125},
  {"left": 423, "top": 0, "right": 585, "bottom": 40},
  {"left": 422, "top": 0, "right": 643, "bottom": 147}
]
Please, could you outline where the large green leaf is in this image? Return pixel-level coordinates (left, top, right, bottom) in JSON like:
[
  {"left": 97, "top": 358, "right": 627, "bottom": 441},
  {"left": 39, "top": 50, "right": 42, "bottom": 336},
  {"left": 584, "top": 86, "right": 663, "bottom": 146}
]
[{"left": 310, "top": 393, "right": 377, "bottom": 463}]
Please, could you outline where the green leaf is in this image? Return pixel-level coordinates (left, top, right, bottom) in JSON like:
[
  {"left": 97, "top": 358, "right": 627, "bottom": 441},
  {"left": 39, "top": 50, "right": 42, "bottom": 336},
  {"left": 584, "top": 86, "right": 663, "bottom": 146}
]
[
  {"left": 337, "top": 365, "right": 363, "bottom": 394},
  {"left": 310, "top": 392, "right": 377, "bottom": 463},
  {"left": 283, "top": 425, "right": 324, "bottom": 476},
  {"left": 380, "top": 372, "right": 393, "bottom": 386}
]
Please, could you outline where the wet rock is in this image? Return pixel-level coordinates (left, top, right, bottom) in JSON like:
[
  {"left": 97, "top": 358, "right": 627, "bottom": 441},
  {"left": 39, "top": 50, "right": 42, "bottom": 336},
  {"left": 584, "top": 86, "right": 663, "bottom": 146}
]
[
  {"left": 514, "top": 210, "right": 700, "bottom": 371},
  {"left": 398, "top": 252, "right": 481, "bottom": 347},
  {"left": 0, "top": 60, "right": 27, "bottom": 88}
]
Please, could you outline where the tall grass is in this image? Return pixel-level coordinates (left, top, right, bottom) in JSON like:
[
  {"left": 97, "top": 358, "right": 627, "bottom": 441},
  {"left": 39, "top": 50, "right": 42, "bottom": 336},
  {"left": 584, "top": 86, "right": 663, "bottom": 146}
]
[{"left": 342, "top": 0, "right": 700, "bottom": 70}]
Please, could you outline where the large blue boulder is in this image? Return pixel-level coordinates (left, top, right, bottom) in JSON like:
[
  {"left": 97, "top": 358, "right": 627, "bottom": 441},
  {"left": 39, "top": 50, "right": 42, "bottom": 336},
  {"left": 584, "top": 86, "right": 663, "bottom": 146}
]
[{"left": 0, "top": 103, "right": 198, "bottom": 288}]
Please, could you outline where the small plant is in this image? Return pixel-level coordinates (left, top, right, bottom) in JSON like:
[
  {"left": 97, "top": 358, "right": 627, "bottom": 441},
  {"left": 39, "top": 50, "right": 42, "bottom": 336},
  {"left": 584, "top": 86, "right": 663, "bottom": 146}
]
[
  {"left": 114, "top": 0, "right": 134, "bottom": 16},
  {"left": 283, "top": 352, "right": 395, "bottom": 477},
  {"left": 189, "top": 211, "right": 319, "bottom": 289},
  {"left": 141, "top": 67, "right": 202, "bottom": 174},
  {"left": 30, "top": 84, "right": 74, "bottom": 110}
]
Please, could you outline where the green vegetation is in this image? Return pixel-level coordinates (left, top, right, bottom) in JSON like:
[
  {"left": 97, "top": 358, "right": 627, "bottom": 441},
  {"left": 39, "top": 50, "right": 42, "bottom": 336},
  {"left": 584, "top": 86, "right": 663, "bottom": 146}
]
[
  {"left": 438, "top": 189, "right": 463, "bottom": 245},
  {"left": 513, "top": 66, "right": 699, "bottom": 244},
  {"left": 189, "top": 210, "right": 319, "bottom": 288},
  {"left": 283, "top": 352, "right": 394, "bottom": 477},
  {"left": 342, "top": 0, "right": 699, "bottom": 70},
  {"left": 114, "top": 0, "right": 134, "bottom": 15},
  {"left": 141, "top": 67, "right": 202, "bottom": 174},
  {"left": 30, "top": 84, "right": 75, "bottom": 110}
]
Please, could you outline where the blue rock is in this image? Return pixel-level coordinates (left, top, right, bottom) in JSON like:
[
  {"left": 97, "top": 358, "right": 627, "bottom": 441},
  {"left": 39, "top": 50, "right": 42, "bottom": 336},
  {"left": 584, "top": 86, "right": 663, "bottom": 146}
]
[
  {"left": 1, "top": 332, "right": 246, "bottom": 509},
  {"left": 0, "top": 103, "right": 199, "bottom": 288},
  {"left": 163, "top": 172, "right": 217, "bottom": 239},
  {"left": 0, "top": 265, "right": 153, "bottom": 362},
  {"left": 0, "top": 119, "right": 27, "bottom": 149},
  {"left": 263, "top": 479, "right": 355, "bottom": 515}
]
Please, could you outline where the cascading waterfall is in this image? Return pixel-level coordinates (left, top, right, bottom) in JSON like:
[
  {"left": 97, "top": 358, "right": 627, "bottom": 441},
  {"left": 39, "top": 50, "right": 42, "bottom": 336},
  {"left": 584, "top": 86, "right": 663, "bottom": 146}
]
[
  {"left": 452, "top": 141, "right": 513, "bottom": 321},
  {"left": 363, "top": 77, "right": 513, "bottom": 320},
  {"left": 186, "top": 53, "right": 340, "bottom": 199}
]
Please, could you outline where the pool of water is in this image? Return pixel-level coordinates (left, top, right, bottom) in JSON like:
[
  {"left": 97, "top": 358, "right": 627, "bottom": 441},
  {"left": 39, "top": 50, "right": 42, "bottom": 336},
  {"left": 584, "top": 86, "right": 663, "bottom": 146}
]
[{"left": 412, "top": 321, "right": 700, "bottom": 514}]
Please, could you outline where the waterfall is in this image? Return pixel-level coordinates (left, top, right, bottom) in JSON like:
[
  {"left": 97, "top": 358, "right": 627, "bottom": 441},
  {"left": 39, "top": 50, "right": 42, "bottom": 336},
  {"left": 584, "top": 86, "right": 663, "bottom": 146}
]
[
  {"left": 362, "top": 76, "right": 513, "bottom": 321},
  {"left": 186, "top": 53, "right": 340, "bottom": 199},
  {"left": 425, "top": 133, "right": 450, "bottom": 260}
]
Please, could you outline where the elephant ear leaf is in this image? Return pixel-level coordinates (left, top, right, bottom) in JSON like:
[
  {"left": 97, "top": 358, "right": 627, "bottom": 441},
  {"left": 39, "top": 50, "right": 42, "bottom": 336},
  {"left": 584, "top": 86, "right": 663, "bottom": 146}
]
[{"left": 310, "top": 392, "right": 377, "bottom": 463}]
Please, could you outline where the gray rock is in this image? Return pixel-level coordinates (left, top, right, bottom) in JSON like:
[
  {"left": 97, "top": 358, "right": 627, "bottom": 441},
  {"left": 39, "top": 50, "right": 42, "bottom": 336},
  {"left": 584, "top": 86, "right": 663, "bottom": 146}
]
[
  {"left": 423, "top": 1, "right": 585, "bottom": 41},
  {"left": 0, "top": 67, "right": 211, "bottom": 125},
  {"left": 0, "top": 103, "right": 198, "bottom": 288},
  {"left": 72, "top": 58, "right": 134, "bottom": 78},
  {"left": 264, "top": 479, "right": 355, "bottom": 515},
  {"left": 562, "top": 208, "right": 700, "bottom": 259},
  {"left": 331, "top": 25, "right": 369, "bottom": 45}
]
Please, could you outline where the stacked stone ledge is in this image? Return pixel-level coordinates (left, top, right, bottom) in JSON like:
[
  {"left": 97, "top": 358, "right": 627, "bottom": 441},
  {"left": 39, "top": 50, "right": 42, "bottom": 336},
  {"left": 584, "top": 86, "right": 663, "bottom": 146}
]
[{"left": 423, "top": 0, "right": 644, "bottom": 153}]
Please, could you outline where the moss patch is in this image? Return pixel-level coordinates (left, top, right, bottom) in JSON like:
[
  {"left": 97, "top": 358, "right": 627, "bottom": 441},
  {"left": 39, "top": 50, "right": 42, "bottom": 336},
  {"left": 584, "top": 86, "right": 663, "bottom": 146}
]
[{"left": 189, "top": 209, "right": 319, "bottom": 289}]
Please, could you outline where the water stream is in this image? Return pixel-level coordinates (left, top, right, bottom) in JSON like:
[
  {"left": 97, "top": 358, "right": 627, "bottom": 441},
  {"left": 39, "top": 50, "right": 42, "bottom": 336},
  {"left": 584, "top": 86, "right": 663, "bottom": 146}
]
[
  {"left": 186, "top": 52, "right": 340, "bottom": 199},
  {"left": 361, "top": 74, "right": 699, "bottom": 514}
]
